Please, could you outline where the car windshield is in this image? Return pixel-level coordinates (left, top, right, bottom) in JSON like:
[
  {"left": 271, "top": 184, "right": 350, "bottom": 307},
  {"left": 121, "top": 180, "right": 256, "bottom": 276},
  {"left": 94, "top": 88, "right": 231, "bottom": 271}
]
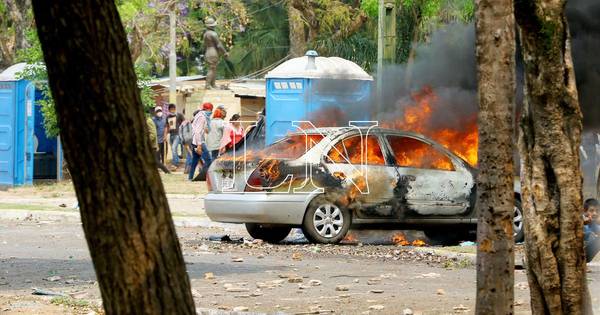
[{"left": 261, "top": 134, "right": 325, "bottom": 159}]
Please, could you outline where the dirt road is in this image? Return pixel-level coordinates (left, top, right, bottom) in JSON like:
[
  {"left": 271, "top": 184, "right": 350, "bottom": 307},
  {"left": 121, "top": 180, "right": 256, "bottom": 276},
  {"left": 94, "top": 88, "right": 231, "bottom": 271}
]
[{"left": 1, "top": 218, "right": 592, "bottom": 315}]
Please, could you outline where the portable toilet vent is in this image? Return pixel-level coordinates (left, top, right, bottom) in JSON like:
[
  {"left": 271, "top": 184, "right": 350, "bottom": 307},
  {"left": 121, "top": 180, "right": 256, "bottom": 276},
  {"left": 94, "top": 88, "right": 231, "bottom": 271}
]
[
  {"left": 265, "top": 51, "right": 373, "bottom": 144},
  {"left": 0, "top": 63, "right": 35, "bottom": 186}
]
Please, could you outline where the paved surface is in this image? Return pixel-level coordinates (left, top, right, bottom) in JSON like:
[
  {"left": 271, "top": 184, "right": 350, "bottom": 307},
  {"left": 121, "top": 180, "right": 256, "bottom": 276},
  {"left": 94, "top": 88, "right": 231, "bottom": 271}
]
[{"left": 1, "top": 183, "right": 600, "bottom": 314}]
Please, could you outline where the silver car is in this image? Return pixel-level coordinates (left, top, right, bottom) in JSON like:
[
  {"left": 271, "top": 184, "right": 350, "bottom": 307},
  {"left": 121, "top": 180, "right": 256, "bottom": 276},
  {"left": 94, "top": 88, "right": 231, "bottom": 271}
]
[{"left": 204, "top": 127, "right": 524, "bottom": 244}]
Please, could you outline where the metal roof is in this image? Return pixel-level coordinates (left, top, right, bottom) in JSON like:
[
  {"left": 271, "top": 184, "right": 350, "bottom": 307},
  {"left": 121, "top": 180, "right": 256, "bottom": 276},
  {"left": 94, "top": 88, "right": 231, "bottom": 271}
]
[{"left": 266, "top": 53, "right": 373, "bottom": 81}]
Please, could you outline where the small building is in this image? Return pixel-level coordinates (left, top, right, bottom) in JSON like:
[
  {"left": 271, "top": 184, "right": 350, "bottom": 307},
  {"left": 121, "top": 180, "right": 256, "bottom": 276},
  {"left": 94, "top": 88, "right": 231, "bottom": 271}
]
[
  {"left": 229, "top": 79, "right": 266, "bottom": 124},
  {"left": 264, "top": 51, "right": 373, "bottom": 144}
]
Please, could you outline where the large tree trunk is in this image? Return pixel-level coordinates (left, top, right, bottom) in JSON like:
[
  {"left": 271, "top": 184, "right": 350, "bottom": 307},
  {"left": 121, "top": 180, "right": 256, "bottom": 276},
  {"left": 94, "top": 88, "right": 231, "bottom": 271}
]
[
  {"left": 474, "top": 0, "right": 516, "bottom": 314},
  {"left": 31, "top": 1, "right": 196, "bottom": 314},
  {"left": 288, "top": 2, "right": 306, "bottom": 57},
  {"left": 514, "top": 1, "right": 590, "bottom": 314},
  {"left": 6, "top": 0, "right": 30, "bottom": 51}
]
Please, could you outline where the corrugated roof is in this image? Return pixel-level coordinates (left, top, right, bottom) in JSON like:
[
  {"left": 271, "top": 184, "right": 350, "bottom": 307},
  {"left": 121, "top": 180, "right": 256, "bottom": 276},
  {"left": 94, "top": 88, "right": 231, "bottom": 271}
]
[{"left": 266, "top": 55, "right": 372, "bottom": 81}]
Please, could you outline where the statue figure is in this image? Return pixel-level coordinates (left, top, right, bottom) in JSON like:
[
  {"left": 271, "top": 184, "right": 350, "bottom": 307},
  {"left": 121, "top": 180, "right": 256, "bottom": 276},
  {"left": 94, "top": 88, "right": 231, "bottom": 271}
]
[{"left": 203, "top": 17, "right": 228, "bottom": 90}]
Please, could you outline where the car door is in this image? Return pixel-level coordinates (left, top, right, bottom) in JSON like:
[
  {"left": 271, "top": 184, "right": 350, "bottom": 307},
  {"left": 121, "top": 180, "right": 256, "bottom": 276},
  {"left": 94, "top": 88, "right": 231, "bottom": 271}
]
[
  {"left": 323, "top": 132, "right": 399, "bottom": 218},
  {"left": 383, "top": 134, "right": 474, "bottom": 216}
]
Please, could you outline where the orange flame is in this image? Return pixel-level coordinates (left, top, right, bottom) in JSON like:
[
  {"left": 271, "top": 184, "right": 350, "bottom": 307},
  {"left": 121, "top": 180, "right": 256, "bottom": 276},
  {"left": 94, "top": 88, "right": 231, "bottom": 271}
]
[
  {"left": 392, "top": 233, "right": 410, "bottom": 246},
  {"left": 342, "top": 233, "right": 358, "bottom": 243},
  {"left": 382, "top": 86, "right": 478, "bottom": 167},
  {"left": 411, "top": 239, "right": 427, "bottom": 247}
]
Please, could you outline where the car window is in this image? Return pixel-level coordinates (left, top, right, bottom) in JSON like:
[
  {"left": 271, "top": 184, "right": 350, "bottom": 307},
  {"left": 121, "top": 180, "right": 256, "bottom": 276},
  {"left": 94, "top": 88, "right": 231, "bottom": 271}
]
[
  {"left": 327, "top": 135, "right": 386, "bottom": 165},
  {"left": 261, "top": 134, "right": 324, "bottom": 159},
  {"left": 386, "top": 136, "right": 455, "bottom": 171}
]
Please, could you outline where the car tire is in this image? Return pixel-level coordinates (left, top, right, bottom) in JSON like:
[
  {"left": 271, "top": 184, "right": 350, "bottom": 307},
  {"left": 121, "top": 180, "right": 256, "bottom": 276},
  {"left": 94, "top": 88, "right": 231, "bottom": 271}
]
[
  {"left": 514, "top": 199, "right": 525, "bottom": 243},
  {"left": 302, "top": 196, "right": 351, "bottom": 244},
  {"left": 245, "top": 223, "right": 291, "bottom": 243}
]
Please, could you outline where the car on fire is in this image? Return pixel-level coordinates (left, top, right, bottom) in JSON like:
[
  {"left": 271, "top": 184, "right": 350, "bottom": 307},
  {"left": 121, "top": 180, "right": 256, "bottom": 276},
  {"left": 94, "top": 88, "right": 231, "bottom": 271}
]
[{"left": 204, "top": 127, "right": 524, "bottom": 244}]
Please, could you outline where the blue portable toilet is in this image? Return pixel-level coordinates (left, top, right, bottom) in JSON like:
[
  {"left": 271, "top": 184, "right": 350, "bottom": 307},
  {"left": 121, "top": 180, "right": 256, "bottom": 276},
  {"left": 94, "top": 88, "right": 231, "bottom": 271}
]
[
  {"left": 265, "top": 51, "right": 373, "bottom": 144},
  {"left": 0, "top": 64, "right": 36, "bottom": 186}
]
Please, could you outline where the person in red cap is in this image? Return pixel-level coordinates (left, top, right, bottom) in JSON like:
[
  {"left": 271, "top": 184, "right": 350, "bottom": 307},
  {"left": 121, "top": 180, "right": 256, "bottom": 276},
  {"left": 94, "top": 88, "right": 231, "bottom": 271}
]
[{"left": 188, "top": 102, "right": 214, "bottom": 180}]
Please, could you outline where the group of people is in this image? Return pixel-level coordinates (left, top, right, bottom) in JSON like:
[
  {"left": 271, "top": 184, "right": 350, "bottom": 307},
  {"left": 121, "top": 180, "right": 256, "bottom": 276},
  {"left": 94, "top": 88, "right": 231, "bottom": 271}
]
[{"left": 146, "top": 102, "right": 244, "bottom": 179}]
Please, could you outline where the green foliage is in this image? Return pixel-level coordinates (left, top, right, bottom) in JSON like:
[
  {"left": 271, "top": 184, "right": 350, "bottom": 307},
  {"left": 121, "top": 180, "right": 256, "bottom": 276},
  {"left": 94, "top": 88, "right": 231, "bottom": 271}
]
[
  {"left": 14, "top": 28, "right": 156, "bottom": 138},
  {"left": 361, "top": 0, "right": 378, "bottom": 18},
  {"left": 226, "top": 0, "right": 289, "bottom": 77}
]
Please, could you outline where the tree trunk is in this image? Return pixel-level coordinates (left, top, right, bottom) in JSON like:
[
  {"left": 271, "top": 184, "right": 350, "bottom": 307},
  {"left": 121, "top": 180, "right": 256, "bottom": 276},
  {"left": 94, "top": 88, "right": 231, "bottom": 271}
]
[
  {"left": 515, "top": 1, "right": 591, "bottom": 314},
  {"left": 31, "top": 1, "right": 196, "bottom": 314},
  {"left": 474, "top": 0, "right": 516, "bottom": 314},
  {"left": 288, "top": 2, "right": 306, "bottom": 57},
  {"left": 6, "top": 0, "right": 30, "bottom": 51}
]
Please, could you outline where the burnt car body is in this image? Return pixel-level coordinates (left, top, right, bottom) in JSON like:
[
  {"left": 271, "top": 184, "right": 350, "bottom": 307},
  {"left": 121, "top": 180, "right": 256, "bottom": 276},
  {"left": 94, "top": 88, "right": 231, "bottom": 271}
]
[{"left": 204, "top": 127, "right": 523, "bottom": 244}]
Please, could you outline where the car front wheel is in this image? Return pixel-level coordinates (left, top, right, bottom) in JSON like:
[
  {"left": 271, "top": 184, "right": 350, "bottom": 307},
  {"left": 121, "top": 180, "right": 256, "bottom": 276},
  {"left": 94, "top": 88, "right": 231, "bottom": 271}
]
[
  {"left": 245, "top": 223, "right": 291, "bottom": 243},
  {"left": 514, "top": 199, "right": 524, "bottom": 243},
  {"left": 302, "top": 197, "right": 351, "bottom": 244}
]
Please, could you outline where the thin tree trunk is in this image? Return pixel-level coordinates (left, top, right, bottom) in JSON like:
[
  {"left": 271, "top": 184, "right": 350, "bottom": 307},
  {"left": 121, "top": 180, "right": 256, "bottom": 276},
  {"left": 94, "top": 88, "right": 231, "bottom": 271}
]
[
  {"left": 474, "top": 0, "right": 516, "bottom": 314},
  {"left": 514, "top": 0, "right": 590, "bottom": 314},
  {"left": 288, "top": 2, "right": 306, "bottom": 57},
  {"left": 31, "top": 1, "right": 196, "bottom": 314}
]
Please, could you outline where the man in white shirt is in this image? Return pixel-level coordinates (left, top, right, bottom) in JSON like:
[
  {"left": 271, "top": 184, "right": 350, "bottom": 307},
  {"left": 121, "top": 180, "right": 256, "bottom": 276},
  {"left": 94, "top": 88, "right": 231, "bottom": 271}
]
[{"left": 188, "top": 104, "right": 212, "bottom": 181}]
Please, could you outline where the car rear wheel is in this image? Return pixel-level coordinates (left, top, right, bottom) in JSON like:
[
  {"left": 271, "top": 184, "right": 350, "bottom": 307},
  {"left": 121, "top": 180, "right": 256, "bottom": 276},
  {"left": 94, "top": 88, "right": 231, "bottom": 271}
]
[
  {"left": 245, "top": 223, "right": 291, "bottom": 243},
  {"left": 514, "top": 199, "right": 524, "bottom": 243},
  {"left": 302, "top": 197, "right": 351, "bottom": 244}
]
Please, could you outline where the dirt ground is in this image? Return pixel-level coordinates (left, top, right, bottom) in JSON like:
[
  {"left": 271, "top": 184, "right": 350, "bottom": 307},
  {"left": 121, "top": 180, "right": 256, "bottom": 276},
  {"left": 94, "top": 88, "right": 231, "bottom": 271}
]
[{"left": 1, "top": 178, "right": 600, "bottom": 315}]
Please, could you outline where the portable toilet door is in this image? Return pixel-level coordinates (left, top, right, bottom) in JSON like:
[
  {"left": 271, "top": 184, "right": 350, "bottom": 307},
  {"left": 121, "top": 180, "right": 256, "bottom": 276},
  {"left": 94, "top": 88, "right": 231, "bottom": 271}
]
[{"left": 0, "top": 76, "right": 35, "bottom": 186}]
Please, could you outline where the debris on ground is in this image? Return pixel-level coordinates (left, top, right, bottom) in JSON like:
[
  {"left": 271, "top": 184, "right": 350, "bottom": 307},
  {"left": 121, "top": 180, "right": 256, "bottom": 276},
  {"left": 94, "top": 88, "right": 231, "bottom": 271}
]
[
  {"left": 231, "top": 257, "right": 244, "bottom": 263},
  {"left": 335, "top": 285, "right": 349, "bottom": 292},
  {"left": 32, "top": 288, "right": 67, "bottom": 297},
  {"left": 368, "top": 305, "right": 385, "bottom": 311},
  {"left": 44, "top": 276, "right": 62, "bottom": 282},
  {"left": 459, "top": 241, "right": 476, "bottom": 247},
  {"left": 436, "top": 288, "right": 446, "bottom": 295},
  {"left": 403, "top": 308, "right": 414, "bottom": 315},
  {"left": 204, "top": 272, "right": 215, "bottom": 280}
]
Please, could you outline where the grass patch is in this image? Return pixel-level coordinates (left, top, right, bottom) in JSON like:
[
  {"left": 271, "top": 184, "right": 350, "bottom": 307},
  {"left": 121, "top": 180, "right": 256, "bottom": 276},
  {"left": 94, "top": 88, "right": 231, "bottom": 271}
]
[
  {"left": 443, "top": 258, "right": 473, "bottom": 269},
  {"left": 50, "top": 296, "right": 90, "bottom": 308},
  {"left": 0, "top": 203, "right": 62, "bottom": 211},
  {"left": 7, "top": 174, "right": 206, "bottom": 196},
  {"left": 441, "top": 245, "right": 477, "bottom": 254}
]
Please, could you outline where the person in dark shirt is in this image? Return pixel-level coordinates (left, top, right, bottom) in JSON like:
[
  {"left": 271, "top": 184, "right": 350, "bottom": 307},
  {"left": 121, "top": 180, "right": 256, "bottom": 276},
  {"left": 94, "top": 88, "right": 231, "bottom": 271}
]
[
  {"left": 166, "top": 103, "right": 185, "bottom": 170},
  {"left": 583, "top": 198, "right": 600, "bottom": 262},
  {"left": 151, "top": 106, "right": 167, "bottom": 164}
]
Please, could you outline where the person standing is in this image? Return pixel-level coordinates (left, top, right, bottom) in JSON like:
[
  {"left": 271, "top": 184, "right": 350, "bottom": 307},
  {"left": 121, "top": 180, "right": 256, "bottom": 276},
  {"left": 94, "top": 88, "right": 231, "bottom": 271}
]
[
  {"left": 151, "top": 106, "right": 167, "bottom": 164},
  {"left": 146, "top": 113, "right": 170, "bottom": 174},
  {"left": 219, "top": 114, "right": 244, "bottom": 154},
  {"left": 203, "top": 17, "right": 229, "bottom": 90},
  {"left": 188, "top": 106, "right": 212, "bottom": 181},
  {"left": 166, "top": 103, "right": 185, "bottom": 170},
  {"left": 206, "top": 108, "right": 226, "bottom": 160}
]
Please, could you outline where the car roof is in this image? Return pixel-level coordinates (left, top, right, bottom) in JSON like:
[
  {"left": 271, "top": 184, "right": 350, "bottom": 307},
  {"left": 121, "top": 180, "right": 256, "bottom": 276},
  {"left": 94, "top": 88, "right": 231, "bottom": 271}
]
[{"left": 293, "top": 126, "right": 430, "bottom": 140}]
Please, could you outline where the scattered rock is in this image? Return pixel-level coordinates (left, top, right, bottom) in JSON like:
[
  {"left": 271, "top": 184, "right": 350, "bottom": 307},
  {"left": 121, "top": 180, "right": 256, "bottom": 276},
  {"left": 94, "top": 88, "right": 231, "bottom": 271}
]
[
  {"left": 514, "top": 300, "right": 524, "bottom": 306},
  {"left": 234, "top": 294, "right": 251, "bottom": 298},
  {"left": 288, "top": 277, "right": 303, "bottom": 283},
  {"left": 453, "top": 304, "right": 469, "bottom": 311},
  {"left": 353, "top": 278, "right": 360, "bottom": 283},
  {"left": 335, "top": 285, "right": 350, "bottom": 292},
  {"left": 204, "top": 272, "right": 215, "bottom": 280},
  {"left": 309, "top": 279, "right": 322, "bottom": 286},
  {"left": 436, "top": 288, "right": 446, "bottom": 295},
  {"left": 367, "top": 278, "right": 382, "bottom": 285},
  {"left": 403, "top": 308, "right": 414, "bottom": 315},
  {"left": 369, "top": 290, "right": 384, "bottom": 294},
  {"left": 45, "top": 276, "right": 61, "bottom": 282},
  {"left": 416, "top": 273, "right": 440, "bottom": 279},
  {"left": 232, "top": 257, "right": 244, "bottom": 263},
  {"left": 369, "top": 305, "right": 385, "bottom": 311},
  {"left": 515, "top": 282, "right": 529, "bottom": 290},
  {"left": 292, "top": 252, "right": 303, "bottom": 260},
  {"left": 226, "top": 287, "right": 249, "bottom": 293}
]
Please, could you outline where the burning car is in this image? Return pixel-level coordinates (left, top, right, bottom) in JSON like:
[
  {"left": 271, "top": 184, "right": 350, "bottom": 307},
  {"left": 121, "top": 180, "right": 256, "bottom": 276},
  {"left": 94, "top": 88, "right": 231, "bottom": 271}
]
[{"left": 204, "top": 127, "right": 524, "bottom": 244}]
